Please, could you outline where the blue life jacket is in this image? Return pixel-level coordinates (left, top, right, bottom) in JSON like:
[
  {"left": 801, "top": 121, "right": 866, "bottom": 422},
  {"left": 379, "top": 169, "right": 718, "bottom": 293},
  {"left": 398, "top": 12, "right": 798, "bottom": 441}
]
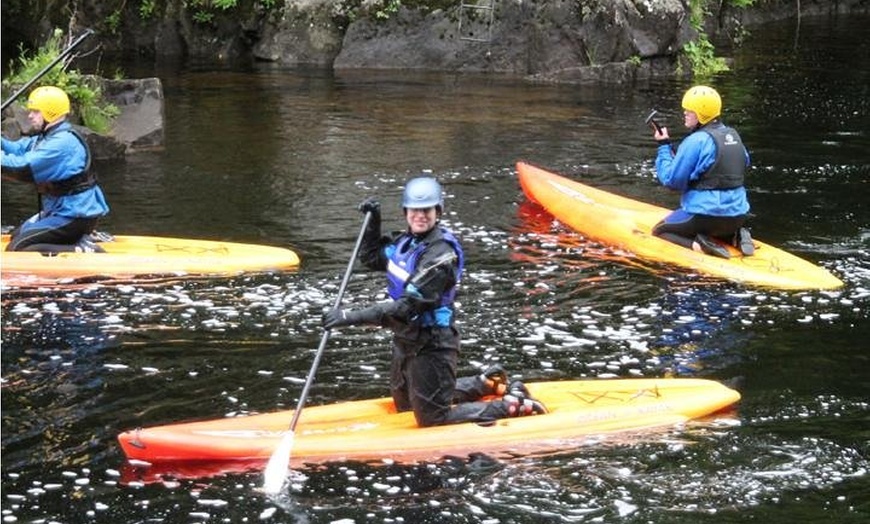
[{"left": 385, "top": 227, "right": 464, "bottom": 327}]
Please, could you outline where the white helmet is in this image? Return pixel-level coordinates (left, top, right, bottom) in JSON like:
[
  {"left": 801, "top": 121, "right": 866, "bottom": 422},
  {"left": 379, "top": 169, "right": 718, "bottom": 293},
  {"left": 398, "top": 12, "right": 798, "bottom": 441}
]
[{"left": 402, "top": 177, "right": 443, "bottom": 211}]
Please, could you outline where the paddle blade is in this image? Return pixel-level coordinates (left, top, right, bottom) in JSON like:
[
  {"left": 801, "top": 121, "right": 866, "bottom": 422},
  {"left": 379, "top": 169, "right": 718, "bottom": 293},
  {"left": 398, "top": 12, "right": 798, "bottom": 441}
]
[{"left": 262, "top": 430, "right": 295, "bottom": 495}]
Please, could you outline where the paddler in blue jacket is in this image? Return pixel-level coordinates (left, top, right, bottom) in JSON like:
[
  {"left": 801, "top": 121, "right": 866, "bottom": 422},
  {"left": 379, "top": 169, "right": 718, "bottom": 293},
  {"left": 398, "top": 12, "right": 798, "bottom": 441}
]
[
  {"left": 2, "top": 85, "right": 109, "bottom": 252},
  {"left": 651, "top": 85, "right": 754, "bottom": 259},
  {"left": 323, "top": 176, "right": 546, "bottom": 427}
]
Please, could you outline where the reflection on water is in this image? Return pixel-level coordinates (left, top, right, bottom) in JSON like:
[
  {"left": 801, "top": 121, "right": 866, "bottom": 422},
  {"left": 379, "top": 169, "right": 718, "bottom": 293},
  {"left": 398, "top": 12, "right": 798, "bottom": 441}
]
[{"left": 2, "top": 14, "right": 870, "bottom": 524}]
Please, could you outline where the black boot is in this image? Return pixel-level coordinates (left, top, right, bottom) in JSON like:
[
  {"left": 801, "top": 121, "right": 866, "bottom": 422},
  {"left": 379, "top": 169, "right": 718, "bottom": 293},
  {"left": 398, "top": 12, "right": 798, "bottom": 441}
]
[
  {"left": 503, "top": 381, "right": 548, "bottom": 416},
  {"left": 734, "top": 228, "right": 755, "bottom": 256},
  {"left": 479, "top": 364, "right": 508, "bottom": 396},
  {"left": 692, "top": 234, "right": 730, "bottom": 259},
  {"left": 75, "top": 236, "right": 106, "bottom": 253}
]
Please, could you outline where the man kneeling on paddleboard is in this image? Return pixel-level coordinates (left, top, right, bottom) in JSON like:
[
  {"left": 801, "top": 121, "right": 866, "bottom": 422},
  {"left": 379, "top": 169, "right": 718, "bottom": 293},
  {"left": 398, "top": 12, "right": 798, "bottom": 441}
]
[
  {"left": 2, "top": 86, "right": 109, "bottom": 253},
  {"left": 323, "top": 176, "right": 547, "bottom": 427},
  {"left": 650, "top": 85, "right": 755, "bottom": 259}
]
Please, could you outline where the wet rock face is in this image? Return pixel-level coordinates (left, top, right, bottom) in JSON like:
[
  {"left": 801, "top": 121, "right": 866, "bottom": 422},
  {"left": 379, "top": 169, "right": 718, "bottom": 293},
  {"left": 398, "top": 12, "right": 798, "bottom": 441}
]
[
  {"left": 81, "top": 77, "right": 166, "bottom": 160},
  {"left": 7, "top": 0, "right": 869, "bottom": 78},
  {"left": 253, "top": 0, "right": 346, "bottom": 65},
  {"left": 329, "top": 0, "right": 691, "bottom": 76},
  {"left": 7, "top": 0, "right": 869, "bottom": 73},
  {"left": 101, "top": 78, "right": 166, "bottom": 154}
]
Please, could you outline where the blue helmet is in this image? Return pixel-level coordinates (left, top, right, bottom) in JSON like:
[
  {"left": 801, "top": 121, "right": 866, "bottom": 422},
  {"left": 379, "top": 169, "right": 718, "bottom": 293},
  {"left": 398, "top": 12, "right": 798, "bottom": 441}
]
[{"left": 402, "top": 177, "right": 444, "bottom": 211}]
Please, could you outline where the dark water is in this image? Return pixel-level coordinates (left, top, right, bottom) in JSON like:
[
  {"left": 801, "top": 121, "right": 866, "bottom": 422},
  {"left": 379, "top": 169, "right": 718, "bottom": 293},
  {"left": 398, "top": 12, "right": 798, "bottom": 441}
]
[{"left": 2, "top": 14, "right": 869, "bottom": 524}]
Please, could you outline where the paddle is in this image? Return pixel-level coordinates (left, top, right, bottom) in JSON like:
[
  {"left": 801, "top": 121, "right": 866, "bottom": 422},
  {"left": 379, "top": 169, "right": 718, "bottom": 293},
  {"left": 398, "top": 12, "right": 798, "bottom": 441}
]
[
  {"left": 262, "top": 210, "right": 373, "bottom": 495},
  {"left": 1, "top": 29, "right": 94, "bottom": 112}
]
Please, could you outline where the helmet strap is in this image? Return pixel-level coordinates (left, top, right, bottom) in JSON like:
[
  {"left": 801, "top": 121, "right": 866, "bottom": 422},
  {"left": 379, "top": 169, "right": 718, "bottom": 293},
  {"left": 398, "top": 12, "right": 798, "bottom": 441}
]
[{"left": 42, "top": 116, "right": 64, "bottom": 132}]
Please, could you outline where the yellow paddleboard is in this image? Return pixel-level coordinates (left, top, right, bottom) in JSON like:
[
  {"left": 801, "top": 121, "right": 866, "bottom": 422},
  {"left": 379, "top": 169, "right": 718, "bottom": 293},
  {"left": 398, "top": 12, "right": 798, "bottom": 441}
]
[{"left": 1, "top": 234, "right": 300, "bottom": 286}]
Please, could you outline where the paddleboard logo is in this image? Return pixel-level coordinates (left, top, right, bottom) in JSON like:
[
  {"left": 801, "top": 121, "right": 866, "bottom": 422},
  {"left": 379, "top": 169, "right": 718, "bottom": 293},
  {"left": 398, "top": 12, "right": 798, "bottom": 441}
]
[
  {"left": 196, "top": 430, "right": 287, "bottom": 439},
  {"left": 570, "top": 386, "right": 662, "bottom": 404},
  {"left": 194, "top": 423, "right": 380, "bottom": 440},
  {"left": 546, "top": 180, "right": 595, "bottom": 205},
  {"left": 568, "top": 386, "right": 676, "bottom": 423},
  {"left": 301, "top": 422, "right": 380, "bottom": 436},
  {"left": 155, "top": 244, "right": 231, "bottom": 254}
]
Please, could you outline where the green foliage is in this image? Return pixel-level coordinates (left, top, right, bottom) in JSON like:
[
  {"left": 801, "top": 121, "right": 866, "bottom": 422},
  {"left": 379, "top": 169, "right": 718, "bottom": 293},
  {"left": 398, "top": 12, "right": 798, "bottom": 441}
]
[
  {"left": 181, "top": 0, "right": 280, "bottom": 25},
  {"left": 375, "top": 0, "right": 402, "bottom": 20},
  {"left": 66, "top": 80, "right": 120, "bottom": 134},
  {"left": 1, "top": 29, "right": 120, "bottom": 134},
  {"left": 96, "top": 0, "right": 281, "bottom": 28},
  {"left": 584, "top": 45, "right": 597, "bottom": 66},
  {"left": 687, "top": 0, "right": 709, "bottom": 30},
  {"left": 140, "top": 0, "right": 157, "bottom": 19},
  {"left": 192, "top": 10, "right": 215, "bottom": 23},
  {"left": 688, "top": 0, "right": 755, "bottom": 30},
  {"left": 683, "top": 36, "right": 729, "bottom": 77},
  {"left": 186, "top": 0, "right": 214, "bottom": 23},
  {"left": 683, "top": 0, "right": 751, "bottom": 77},
  {"left": 575, "top": 0, "right": 608, "bottom": 21},
  {"left": 342, "top": 0, "right": 454, "bottom": 22},
  {"left": 106, "top": 9, "right": 123, "bottom": 33}
]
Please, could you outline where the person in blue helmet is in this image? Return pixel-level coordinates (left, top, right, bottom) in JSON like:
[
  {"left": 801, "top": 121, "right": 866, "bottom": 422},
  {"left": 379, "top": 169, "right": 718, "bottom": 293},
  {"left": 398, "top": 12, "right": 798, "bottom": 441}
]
[
  {"left": 2, "top": 85, "right": 109, "bottom": 252},
  {"left": 323, "top": 176, "right": 547, "bottom": 427},
  {"left": 651, "top": 85, "right": 754, "bottom": 259}
]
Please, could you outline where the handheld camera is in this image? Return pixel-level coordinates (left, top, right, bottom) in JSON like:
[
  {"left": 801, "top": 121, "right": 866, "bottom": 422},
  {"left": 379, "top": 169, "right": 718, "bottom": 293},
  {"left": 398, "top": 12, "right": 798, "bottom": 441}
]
[{"left": 645, "top": 110, "right": 663, "bottom": 134}]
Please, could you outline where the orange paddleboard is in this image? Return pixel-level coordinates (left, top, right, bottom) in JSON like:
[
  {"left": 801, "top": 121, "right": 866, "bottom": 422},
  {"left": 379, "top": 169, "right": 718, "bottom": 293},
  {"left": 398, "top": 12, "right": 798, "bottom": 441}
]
[
  {"left": 516, "top": 161, "right": 843, "bottom": 290},
  {"left": 118, "top": 378, "right": 740, "bottom": 481}
]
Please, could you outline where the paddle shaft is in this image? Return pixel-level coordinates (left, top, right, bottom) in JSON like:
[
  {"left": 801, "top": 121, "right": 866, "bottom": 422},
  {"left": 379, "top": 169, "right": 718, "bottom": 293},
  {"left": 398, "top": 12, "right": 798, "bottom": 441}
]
[
  {"left": 286, "top": 210, "right": 372, "bottom": 431},
  {"left": 1, "top": 29, "right": 94, "bottom": 112}
]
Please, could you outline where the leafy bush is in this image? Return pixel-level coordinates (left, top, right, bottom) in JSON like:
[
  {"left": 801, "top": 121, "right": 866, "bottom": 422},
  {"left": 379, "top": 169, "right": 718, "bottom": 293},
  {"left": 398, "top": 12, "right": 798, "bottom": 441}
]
[
  {"left": 683, "top": 37, "right": 730, "bottom": 77},
  {"left": 682, "top": 0, "right": 753, "bottom": 77},
  {"left": 2, "top": 29, "right": 119, "bottom": 134}
]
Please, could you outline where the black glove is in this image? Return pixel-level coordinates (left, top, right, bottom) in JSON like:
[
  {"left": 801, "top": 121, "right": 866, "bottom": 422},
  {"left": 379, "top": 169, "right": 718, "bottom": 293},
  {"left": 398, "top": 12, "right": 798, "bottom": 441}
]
[
  {"left": 323, "top": 305, "right": 383, "bottom": 329},
  {"left": 323, "top": 308, "right": 354, "bottom": 329},
  {"left": 358, "top": 197, "right": 380, "bottom": 215}
]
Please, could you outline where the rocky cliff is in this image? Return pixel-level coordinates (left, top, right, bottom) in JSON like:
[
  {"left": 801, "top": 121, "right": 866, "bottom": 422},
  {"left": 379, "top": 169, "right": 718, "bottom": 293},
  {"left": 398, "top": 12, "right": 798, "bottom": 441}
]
[{"left": 2, "top": 0, "right": 868, "bottom": 82}]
